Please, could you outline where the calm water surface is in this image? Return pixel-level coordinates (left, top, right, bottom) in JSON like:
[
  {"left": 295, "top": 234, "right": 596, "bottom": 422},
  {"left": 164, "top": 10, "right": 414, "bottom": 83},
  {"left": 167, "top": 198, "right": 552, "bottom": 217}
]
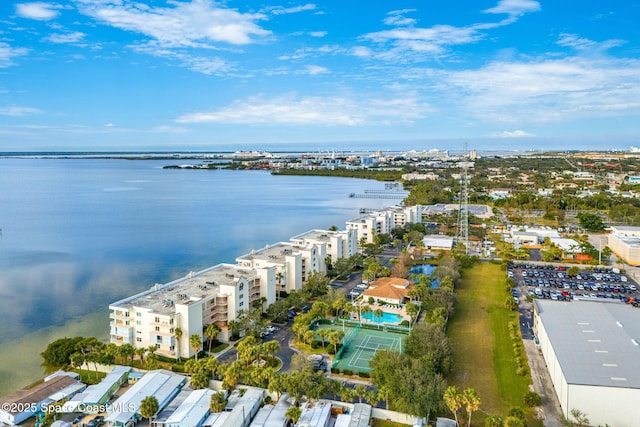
[{"left": 0, "top": 158, "right": 393, "bottom": 393}]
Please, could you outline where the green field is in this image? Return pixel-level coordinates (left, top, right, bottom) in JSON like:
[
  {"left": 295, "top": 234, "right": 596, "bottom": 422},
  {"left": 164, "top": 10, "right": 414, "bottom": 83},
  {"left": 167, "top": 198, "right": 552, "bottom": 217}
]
[{"left": 447, "top": 262, "right": 535, "bottom": 423}]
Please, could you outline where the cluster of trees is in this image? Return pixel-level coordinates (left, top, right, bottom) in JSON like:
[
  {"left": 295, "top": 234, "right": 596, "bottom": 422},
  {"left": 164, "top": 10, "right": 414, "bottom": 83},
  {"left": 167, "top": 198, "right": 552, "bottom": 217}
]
[
  {"left": 41, "top": 336, "right": 162, "bottom": 378},
  {"left": 443, "top": 386, "right": 481, "bottom": 427},
  {"left": 370, "top": 323, "right": 453, "bottom": 420},
  {"left": 185, "top": 335, "right": 281, "bottom": 390}
]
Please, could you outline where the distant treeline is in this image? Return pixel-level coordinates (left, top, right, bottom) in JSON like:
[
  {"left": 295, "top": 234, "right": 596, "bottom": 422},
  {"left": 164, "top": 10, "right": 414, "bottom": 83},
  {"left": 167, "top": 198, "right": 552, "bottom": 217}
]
[{"left": 272, "top": 168, "right": 403, "bottom": 181}]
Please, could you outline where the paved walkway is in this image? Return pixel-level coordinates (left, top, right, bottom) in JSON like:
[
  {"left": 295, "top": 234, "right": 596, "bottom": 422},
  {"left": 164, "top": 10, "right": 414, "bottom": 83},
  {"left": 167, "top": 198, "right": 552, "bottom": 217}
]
[{"left": 523, "top": 339, "right": 563, "bottom": 427}]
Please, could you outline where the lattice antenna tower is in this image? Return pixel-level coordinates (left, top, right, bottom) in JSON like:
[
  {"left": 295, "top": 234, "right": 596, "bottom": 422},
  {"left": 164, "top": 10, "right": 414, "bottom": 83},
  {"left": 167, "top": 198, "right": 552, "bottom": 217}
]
[{"left": 456, "top": 143, "right": 471, "bottom": 254}]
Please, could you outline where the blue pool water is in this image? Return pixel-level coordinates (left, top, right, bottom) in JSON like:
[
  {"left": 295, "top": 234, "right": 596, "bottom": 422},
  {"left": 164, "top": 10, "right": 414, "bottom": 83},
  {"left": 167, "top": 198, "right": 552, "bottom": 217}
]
[{"left": 361, "top": 310, "right": 403, "bottom": 324}]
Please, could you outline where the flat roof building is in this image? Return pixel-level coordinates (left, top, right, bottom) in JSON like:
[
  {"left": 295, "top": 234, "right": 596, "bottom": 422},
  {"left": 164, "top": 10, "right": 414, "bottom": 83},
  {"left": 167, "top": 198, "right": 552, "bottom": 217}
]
[
  {"left": 608, "top": 227, "right": 640, "bottom": 266},
  {"left": 533, "top": 299, "right": 640, "bottom": 427},
  {"left": 110, "top": 263, "right": 274, "bottom": 356}
]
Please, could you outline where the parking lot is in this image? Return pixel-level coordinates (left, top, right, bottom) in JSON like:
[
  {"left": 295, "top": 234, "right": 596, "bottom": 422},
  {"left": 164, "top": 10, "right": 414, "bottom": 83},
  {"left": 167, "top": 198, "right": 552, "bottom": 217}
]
[{"left": 508, "top": 262, "right": 639, "bottom": 305}]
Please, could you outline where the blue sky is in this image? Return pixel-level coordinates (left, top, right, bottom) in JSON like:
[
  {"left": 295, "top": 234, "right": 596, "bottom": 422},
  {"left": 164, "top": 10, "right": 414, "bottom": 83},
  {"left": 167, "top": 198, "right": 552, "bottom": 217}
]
[{"left": 1, "top": 0, "right": 640, "bottom": 152}]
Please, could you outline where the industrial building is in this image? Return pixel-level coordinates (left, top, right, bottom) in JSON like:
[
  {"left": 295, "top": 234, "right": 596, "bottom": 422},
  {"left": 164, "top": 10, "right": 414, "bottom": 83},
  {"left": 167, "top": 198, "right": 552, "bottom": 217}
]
[
  {"left": 607, "top": 226, "right": 640, "bottom": 266},
  {"left": 533, "top": 299, "right": 640, "bottom": 427}
]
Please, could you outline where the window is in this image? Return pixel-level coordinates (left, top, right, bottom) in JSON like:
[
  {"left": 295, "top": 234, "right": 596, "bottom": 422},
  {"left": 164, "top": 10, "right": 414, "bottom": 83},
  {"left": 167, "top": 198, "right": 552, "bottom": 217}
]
[
  {"left": 155, "top": 326, "right": 160, "bottom": 332},
  {"left": 136, "top": 320, "right": 141, "bottom": 325},
  {"left": 239, "top": 293, "right": 244, "bottom": 299},
  {"left": 170, "top": 346, "right": 175, "bottom": 352},
  {"left": 136, "top": 312, "right": 141, "bottom": 317},
  {"left": 136, "top": 337, "right": 142, "bottom": 342},
  {"left": 239, "top": 301, "right": 244, "bottom": 307},
  {"left": 239, "top": 283, "right": 244, "bottom": 291},
  {"left": 156, "top": 336, "right": 162, "bottom": 343},
  {"left": 154, "top": 317, "right": 160, "bottom": 323}
]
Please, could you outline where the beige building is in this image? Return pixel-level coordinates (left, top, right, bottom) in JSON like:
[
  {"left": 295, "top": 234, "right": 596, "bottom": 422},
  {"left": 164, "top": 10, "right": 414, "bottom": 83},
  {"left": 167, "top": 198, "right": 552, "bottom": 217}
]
[
  {"left": 236, "top": 240, "right": 325, "bottom": 294},
  {"left": 608, "top": 226, "right": 640, "bottom": 266},
  {"left": 363, "top": 277, "right": 414, "bottom": 305},
  {"left": 290, "top": 228, "right": 358, "bottom": 264},
  {"left": 109, "top": 263, "right": 275, "bottom": 358}
]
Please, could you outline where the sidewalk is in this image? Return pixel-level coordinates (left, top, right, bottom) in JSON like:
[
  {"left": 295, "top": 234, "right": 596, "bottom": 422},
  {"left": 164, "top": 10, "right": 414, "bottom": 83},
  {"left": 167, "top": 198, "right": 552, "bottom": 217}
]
[{"left": 523, "top": 339, "right": 563, "bottom": 427}]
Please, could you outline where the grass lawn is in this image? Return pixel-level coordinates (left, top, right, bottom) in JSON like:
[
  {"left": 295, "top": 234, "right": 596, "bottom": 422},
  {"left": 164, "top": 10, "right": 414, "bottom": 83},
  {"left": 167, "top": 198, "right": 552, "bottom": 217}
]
[{"left": 447, "top": 262, "right": 536, "bottom": 424}]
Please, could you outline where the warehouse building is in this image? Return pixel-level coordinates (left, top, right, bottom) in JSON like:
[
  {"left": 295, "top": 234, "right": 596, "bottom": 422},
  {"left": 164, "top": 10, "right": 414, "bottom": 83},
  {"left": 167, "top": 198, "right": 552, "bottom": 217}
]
[{"left": 533, "top": 299, "right": 640, "bottom": 427}]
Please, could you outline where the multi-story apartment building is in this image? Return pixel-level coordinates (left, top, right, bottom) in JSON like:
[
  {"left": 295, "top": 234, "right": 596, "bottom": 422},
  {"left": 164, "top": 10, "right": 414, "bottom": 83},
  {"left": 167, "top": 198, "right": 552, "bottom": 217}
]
[
  {"left": 109, "top": 263, "right": 275, "bottom": 358},
  {"left": 347, "top": 205, "right": 423, "bottom": 243},
  {"left": 236, "top": 241, "right": 324, "bottom": 295},
  {"left": 289, "top": 228, "right": 358, "bottom": 264}
]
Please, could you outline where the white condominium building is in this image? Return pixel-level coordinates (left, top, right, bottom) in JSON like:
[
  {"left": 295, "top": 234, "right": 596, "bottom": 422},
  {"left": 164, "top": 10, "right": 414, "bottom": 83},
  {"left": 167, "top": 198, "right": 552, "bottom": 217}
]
[
  {"left": 290, "top": 228, "right": 358, "bottom": 264},
  {"left": 347, "top": 205, "right": 422, "bottom": 244},
  {"left": 236, "top": 241, "right": 324, "bottom": 294},
  {"left": 109, "top": 263, "right": 275, "bottom": 358}
]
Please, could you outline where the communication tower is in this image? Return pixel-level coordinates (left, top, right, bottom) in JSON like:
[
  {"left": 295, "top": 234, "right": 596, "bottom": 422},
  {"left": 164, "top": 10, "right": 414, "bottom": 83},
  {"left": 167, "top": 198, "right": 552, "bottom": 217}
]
[{"left": 455, "top": 144, "right": 473, "bottom": 254}]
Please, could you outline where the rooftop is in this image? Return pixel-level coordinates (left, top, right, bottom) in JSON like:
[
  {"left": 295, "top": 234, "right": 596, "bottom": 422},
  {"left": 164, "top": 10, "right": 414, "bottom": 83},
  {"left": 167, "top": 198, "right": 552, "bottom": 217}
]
[
  {"left": 110, "top": 263, "right": 251, "bottom": 315},
  {"left": 236, "top": 242, "right": 301, "bottom": 264},
  {"left": 535, "top": 299, "right": 640, "bottom": 389},
  {"left": 610, "top": 234, "right": 640, "bottom": 248},
  {"left": 0, "top": 375, "right": 78, "bottom": 415}
]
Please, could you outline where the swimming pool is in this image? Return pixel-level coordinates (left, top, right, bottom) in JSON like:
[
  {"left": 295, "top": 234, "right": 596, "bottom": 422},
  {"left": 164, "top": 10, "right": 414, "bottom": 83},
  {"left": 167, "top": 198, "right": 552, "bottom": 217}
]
[{"left": 361, "top": 310, "right": 403, "bottom": 324}]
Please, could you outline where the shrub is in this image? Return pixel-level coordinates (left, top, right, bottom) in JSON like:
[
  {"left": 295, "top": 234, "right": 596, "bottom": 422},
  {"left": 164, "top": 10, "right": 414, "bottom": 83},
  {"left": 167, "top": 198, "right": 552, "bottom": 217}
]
[
  {"left": 359, "top": 371, "right": 370, "bottom": 378},
  {"left": 524, "top": 391, "right": 542, "bottom": 407},
  {"left": 342, "top": 369, "right": 353, "bottom": 376}
]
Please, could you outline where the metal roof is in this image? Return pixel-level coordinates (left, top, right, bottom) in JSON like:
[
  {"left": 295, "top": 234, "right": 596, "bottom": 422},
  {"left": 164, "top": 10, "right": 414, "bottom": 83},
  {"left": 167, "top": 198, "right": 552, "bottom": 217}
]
[
  {"left": 81, "top": 366, "right": 131, "bottom": 405},
  {"left": 165, "top": 389, "right": 213, "bottom": 427},
  {"left": 535, "top": 299, "right": 640, "bottom": 388},
  {"left": 105, "top": 370, "right": 186, "bottom": 425}
]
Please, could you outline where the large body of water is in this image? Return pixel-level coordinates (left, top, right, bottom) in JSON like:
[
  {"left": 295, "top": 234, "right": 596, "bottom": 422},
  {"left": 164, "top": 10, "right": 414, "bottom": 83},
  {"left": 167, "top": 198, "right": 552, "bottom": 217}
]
[{"left": 0, "top": 158, "right": 393, "bottom": 395}]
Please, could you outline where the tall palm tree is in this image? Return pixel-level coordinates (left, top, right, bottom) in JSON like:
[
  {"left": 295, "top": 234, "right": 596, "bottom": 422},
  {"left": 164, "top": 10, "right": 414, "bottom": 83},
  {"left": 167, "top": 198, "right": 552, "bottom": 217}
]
[
  {"left": 373, "top": 308, "right": 383, "bottom": 328},
  {"left": 444, "top": 385, "right": 463, "bottom": 427},
  {"left": 462, "top": 388, "right": 481, "bottom": 427},
  {"left": 189, "top": 334, "right": 202, "bottom": 361},
  {"left": 174, "top": 327, "right": 183, "bottom": 361},
  {"left": 361, "top": 304, "right": 372, "bottom": 324},
  {"left": 204, "top": 324, "right": 220, "bottom": 355},
  {"left": 140, "top": 396, "right": 159, "bottom": 425},
  {"left": 275, "top": 271, "right": 284, "bottom": 299},
  {"left": 210, "top": 392, "right": 227, "bottom": 413}
]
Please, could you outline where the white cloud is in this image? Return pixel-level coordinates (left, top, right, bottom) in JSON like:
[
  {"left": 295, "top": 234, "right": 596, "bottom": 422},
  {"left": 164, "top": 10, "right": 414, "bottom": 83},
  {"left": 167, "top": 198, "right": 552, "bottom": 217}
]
[
  {"left": 44, "top": 31, "right": 85, "bottom": 44},
  {"left": 0, "top": 106, "right": 43, "bottom": 116},
  {"left": 308, "top": 31, "right": 327, "bottom": 38},
  {"left": 76, "top": 0, "right": 271, "bottom": 47},
  {"left": 130, "top": 41, "right": 232, "bottom": 75},
  {"left": 176, "top": 93, "right": 432, "bottom": 126},
  {"left": 446, "top": 55, "right": 640, "bottom": 123},
  {"left": 492, "top": 130, "right": 535, "bottom": 138},
  {"left": 384, "top": 9, "right": 417, "bottom": 27},
  {"left": 361, "top": 1, "right": 541, "bottom": 60},
  {"left": 268, "top": 3, "right": 316, "bottom": 16},
  {"left": 0, "top": 43, "right": 28, "bottom": 67},
  {"left": 303, "top": 65, "right": 329, "bottom": 75},
  {"left": 557, "top": 33, "right": 625, "bottom": 53},
  {"left": 483, "top": 0, "right": 541, "bottom": 16},
  {"left": 15, "top": 2, "right": 60, "bottom": 20}
]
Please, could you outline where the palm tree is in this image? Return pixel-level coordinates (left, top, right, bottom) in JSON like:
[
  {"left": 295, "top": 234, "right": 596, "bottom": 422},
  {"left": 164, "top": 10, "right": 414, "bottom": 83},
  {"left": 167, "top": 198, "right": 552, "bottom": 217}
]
[
  {"left": 317, "top": 328, "right": 331, "bottom": 349},
  {"left": 444, "top": 385, "right": 463, "bottom": 427},
  {"left": 462, "top": 388, "right": 480, "bottom": 427},
  {"left": 285, "top": 406, "right": 302, "bottom": 424},
  {"left": 373, "top": 308, "right": 383, "bottom": 328},
  {"left": 360, "top": 304, "right": 372, "bottom": 324},
  {"left": 139, "top": 395, "right": 159, "bottom": 425},
  {"left": 174, "top": 327, "right": 183, "bottom": 361},
  {"left": 135, "top": 347, "right": 147, "bottom": 366},
  {"left": 210, "top": 391, "right": 227, "bottom": 413},
  {"left": 262, "top": 340, "right": 280, "bottom": 360},
  {"left": 328, "top": 330, "right": 345, "bottom": 354},
  {"left": 204, "top": 324, "right": 220, "bottom": 355},
  {"left": 189, "top": 334, "right": 202, "bottom": 361}
]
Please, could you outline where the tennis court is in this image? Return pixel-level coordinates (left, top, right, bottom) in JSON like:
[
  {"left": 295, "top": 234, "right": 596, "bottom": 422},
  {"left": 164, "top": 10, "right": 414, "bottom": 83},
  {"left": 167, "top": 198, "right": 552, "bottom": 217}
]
[{"left": 322, "top": 323, "right": 407, "bottom": 373}]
